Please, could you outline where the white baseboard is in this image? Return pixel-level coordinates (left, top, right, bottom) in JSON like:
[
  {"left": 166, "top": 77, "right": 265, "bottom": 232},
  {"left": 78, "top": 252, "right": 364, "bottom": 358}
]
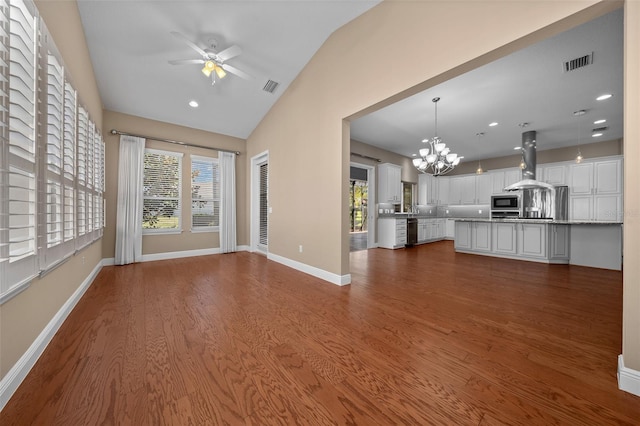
[
  {"left": 0, "top": 260, "right": 104, "bottom": 412},
  {"left": 267, "top": 253, "right": 351, "bottom": 286},
  {"left": 618, "top": 355, "right": 640, "bottom": 397}
]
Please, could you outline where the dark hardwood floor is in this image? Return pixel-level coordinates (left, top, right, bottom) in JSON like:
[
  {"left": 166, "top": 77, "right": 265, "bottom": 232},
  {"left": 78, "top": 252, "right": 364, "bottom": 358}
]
[{"left": 2, "top": 241, "right": 638, "bottom": 425}]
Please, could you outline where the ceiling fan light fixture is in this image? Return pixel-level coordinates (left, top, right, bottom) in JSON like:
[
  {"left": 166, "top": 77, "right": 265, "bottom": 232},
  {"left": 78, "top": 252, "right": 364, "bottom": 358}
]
[
  {"left": 201, "top": 60, "right": 215, "bottom": 77},
  {"left": 214, "top": 65, "right": 227, "bottom": 79}
]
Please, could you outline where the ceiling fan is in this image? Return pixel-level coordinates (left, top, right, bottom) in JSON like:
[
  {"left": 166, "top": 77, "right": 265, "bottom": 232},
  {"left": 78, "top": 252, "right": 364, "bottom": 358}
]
[{"left": 168, "top": 31, "right": 252, "bottom": 84}]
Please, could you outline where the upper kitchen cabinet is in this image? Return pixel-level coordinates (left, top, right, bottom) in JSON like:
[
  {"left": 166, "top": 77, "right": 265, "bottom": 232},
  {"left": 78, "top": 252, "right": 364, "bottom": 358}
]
[
  {"left": 542, "top": 164, "right": 568, "bottom": 185},
  {"left": 378, "top": 163, "right": 402, "bottom": 203},
  {"left": 475, "top": 173, "right": 492, "bottom": 204},
  {"left": 437, "top": 177, "right": 449, "bottom": 205},
  {"left": 418, "top": 174, "right": 438, "bottom": 205},
  {"left": 569, "top": 157, "right": 622, "bottom": 195},
  {"left": 491, "top": 168, "right": 521, "bottom": 194},
  {"left": 568, "top": 157, "right": 623, "bottom": 221}
]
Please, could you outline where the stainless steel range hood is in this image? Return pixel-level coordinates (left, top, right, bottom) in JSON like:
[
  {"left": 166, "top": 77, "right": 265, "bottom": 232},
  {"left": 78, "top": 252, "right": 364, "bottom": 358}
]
[{"left": 504, "top": 130, "right": 555, "bottom": 191}]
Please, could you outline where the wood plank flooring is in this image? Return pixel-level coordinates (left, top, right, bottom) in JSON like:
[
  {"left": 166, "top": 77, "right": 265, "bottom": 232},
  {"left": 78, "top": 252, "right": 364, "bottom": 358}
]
[{"left": 2, "top": 241, "right": 639, "bottom": 425}]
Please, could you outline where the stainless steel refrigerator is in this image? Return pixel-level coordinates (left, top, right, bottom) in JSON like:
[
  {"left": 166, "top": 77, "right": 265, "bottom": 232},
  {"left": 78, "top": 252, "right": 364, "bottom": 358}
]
[{"left": 521, "top": 185, "right": 569, "bottom": 220}]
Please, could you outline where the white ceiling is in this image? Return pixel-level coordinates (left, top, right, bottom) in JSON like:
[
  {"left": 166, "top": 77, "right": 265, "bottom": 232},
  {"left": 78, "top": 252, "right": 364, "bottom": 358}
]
[
  {"left": 351, "top": 8, "right": 623, "bottom": 163},
  {"left": 77, "top": 0, "right": 381, "bottom": 139}
]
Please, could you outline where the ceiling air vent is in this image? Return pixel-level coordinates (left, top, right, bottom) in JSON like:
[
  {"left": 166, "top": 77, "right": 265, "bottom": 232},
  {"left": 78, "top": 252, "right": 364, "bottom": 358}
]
[
  {"left": 593, "top": 126, "right": 609, "bottom": 132},
  {"left": 563, "top": 52, "right": 593, "bottom": 72},
  {"left": 262, "top": 79, "right": 280, "bottom": 94}
]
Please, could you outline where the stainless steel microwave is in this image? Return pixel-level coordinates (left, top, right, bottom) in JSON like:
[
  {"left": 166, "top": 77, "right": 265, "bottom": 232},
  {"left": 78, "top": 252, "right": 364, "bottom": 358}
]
[{"left": 491, "top": 194, "right": 520, "bottom": 210}]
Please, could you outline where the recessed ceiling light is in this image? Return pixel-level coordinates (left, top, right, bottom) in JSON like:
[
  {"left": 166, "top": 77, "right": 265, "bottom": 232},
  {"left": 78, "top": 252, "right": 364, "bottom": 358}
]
[
  {"left": 592, "top": 132, "right": 603, "bottom": 138},
  {"left": 489, "top": 122, "right": 498, "bottom": 127},
  {"left": 412, "top": 153, "right": 417, "bottom": 157},
  {"left": 518, "top": 122, "right": 529, "bottom": 128},
  {"left": 594, "top": 119, "right": 607, "bottom": 124},
  {"left": 573, "top": 110, "right": 586, "bottom": 116},
  {"left": 188, "top": 100, "right": 199, "bottom": 108},
  {"left": 513, "top": 146, "right": 522, "bottom": 150},
  {"left": 596, "top": 94, "right": 612, "bottom": 101}
]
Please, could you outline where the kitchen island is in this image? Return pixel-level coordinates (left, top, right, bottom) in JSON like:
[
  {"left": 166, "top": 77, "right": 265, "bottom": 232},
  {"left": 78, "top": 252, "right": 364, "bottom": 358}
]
[{"left": 454, "top": 218, "right": 623, "bottom": 270}]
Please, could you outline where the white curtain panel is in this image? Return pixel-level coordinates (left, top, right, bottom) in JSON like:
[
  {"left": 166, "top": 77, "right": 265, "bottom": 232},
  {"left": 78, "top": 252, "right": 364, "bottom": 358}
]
[
  {"left": 115, "top": 135, "right": 145, "bottom": 265},
  {"left": 219, "top": 151, "right": 237, "bottom": 253}
]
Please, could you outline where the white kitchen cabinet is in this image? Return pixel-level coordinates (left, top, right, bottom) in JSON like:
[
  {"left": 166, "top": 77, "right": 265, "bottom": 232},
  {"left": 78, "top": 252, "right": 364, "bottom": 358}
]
[
  {"left": 475, "top": 173, "right": 492, "bottom": 204},
  {"left": 418, "top": 174, "right": 438, "bottom": 205},
  {"left": 461, "top": 175, "right": 477, "bottom": 204},
  {"left": 518, "top": 223, "right": 547, "bottom": 259},
  {"left": 549, "top": 225, "right": 570, "bottom": 259},
  {"left": 492, "top": 222, "right": 518, "bottom": 255},
  {"left": 437, "top": 177, "right": 450, "bottom": 205},
  {"left": 437, "top": 219, "right": 446, "bottom": 239},
  {"left": 570, "top": 163, "right": 594, "bottom": 195},
  {"left": 454, "top": 221, "right": 472, "bottom": 250},
  {"left": 569, "top": 157, "right": 622, "bottom": 221},
  {"left": 418, "top": 218, "right": 427, "bottom": 242},
  {"left": 449, "top": 177, "right": 462, "bottom": 205},
  {"left": 594, "top": 159, "right": 622, "bottom": 194},
  {"left": 505, "top": 169, "right": 521, "bottom": 188},
  {"left": 472, "top": 222, "right": 492, "bottom": 252},
  {"left": 445, "top": 219, "right": 455, "bottom": 239},
  {"left": 378, "top": 218, "right": 406, "bottom": 249},
  {"left": 543, "top": 164, "right": 568, "bottom": 185},
  {"left": 378, "top": 163, "right": 402, "bottom": 203},
  {"left": 491, "top": 172, "right": 506, "bottom": 194},
  {"left": 595, "top": 194, "right": 622, "bottom": 221}
]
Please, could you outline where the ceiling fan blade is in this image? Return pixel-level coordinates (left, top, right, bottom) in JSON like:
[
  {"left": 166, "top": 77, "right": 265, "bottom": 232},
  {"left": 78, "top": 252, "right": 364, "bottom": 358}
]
[
  {"left": 168, "top": 59, "right": 205, "bottom": 65},
  {"left": 221, "top": 64, "right": 253, "bottom": 80},
  {"left": 170, "top": 31, "right": 207, "bottom": 57},
  {"left": 216, "top": 45, "right": 242, "bottom": 62}
]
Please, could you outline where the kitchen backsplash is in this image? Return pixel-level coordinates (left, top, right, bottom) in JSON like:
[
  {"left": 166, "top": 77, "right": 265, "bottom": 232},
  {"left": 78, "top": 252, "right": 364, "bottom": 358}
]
[{"left": 377, "top": 203, "right": 490, "bottom": 218}]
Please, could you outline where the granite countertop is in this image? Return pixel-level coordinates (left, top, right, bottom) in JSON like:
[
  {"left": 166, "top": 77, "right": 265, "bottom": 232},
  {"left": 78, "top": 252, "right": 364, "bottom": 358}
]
[
  {"left": 454, "top": 218, "right": 623, "bottom": 225},
  {"left": 379, "top": 213, "right": 439, "bottom": 219}
]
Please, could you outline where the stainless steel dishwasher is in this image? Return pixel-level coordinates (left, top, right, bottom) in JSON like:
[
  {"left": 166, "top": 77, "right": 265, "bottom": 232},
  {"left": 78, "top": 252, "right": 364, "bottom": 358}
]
[{"left": 406, "top": 218, "right": 418, "bottom": 247}]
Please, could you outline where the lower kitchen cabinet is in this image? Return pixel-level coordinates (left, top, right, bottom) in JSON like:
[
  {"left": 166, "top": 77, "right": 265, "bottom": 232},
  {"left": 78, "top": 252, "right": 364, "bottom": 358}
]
[
  {"left": 472, "top": 222, "right": 491, "bottom": 252},
  {"left": 379, "top": 218, "right": 407, "bottom": 249},
  {"left": 454, "top": 221, "right": 472, "bottom": 250},
  {"left": 455, "top": 220, "right": 570, "bottom": 264}
]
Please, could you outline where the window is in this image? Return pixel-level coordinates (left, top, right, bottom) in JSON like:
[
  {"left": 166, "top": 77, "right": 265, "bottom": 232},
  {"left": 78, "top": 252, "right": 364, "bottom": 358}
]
[
  {"left": 143, "top": 149, "right": 182, "bottom": 233},
  {"left": 259, "top": 162, "right": 268, "bottom": 247},
  {"left": 0, "top": 0, "right": 105, "bottom": 303},
  {"left": 191, "top": 155, "right": 219, "bottom": 231}
]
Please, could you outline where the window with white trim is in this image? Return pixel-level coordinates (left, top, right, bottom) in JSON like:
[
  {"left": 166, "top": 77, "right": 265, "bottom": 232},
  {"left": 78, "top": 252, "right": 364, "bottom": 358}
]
[
  {"left": 191, "top": 155, "right": 219, "bottom": 231},
  {"left": 143, "top": 149, "right": 182, "bottom": 233}
]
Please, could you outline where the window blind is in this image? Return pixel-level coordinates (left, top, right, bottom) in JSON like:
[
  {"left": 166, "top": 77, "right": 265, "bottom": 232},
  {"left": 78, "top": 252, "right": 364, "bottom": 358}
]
[
  {"left": 143, "top": 149, "right": 182, "bottom": 233},
  {"left": 7, "top": 0, "right": 37, "bottom": 288},
  {"left": 76, "top": 106, "right": 87, "bottom": 240},
  {"left": 259, "top": 162, "right": 268, "bottom": 246},
  {"left": 0, "top": 0, "right": 10, "bottom": 294},
  {"left": 191, "top": 155, "right": 219, "bottom": 230},
  {"left": 45, "top": 52, "right": 63, "bottom": 250},
  {"left": 62, "top": 81, "right": 75, "bottom": 242}
]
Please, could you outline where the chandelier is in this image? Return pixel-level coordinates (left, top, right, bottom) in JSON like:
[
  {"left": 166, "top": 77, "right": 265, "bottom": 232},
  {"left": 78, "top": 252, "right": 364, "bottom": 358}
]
[{"left": 412, "top": 97, "right": 462, "bottom": 176}]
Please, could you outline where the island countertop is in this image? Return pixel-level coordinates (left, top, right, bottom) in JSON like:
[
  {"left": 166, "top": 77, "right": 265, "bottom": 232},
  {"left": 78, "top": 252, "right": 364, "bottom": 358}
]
[{"left": 453, "top": 218, "right": 622, "bottom": 225}]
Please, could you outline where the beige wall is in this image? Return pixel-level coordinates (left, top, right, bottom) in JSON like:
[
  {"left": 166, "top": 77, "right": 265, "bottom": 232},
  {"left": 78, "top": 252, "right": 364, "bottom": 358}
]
[
  {"left": 102, "top": 111, "right": 248, "bottom": 258},
  {"left": 623, "top": 0, "right": 640, "bottom": 370},
  {"left": 1, "top": 0, "right": 103, "bottom": 378}
]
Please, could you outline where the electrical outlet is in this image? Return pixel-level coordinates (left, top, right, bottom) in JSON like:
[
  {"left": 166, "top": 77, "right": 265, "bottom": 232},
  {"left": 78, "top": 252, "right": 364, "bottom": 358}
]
[
  {"left": 299, "top": 245, "right": 303, "bottom": 253},
  {"left": 478, "top": 209, "right": 483, "bottom": 214}
]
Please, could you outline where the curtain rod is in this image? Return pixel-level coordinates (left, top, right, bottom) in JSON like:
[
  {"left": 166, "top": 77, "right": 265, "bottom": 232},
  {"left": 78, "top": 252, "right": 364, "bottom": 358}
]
[{"left": 110, "top": 129, "right": 241, "bottom": 155}]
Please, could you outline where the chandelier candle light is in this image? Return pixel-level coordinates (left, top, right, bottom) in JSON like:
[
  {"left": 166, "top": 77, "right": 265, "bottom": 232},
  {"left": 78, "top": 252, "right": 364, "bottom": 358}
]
[{"left": 413, "top": 97, "right": 462, "bottom": 176}]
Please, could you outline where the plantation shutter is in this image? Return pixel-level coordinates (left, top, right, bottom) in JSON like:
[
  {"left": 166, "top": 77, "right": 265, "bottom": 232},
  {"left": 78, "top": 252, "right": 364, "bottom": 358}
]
[
  {"left": 259, "top": 162, "right": 268, "bottom": 246},
  {"left": 45, "top": 53, "right": 63, "bottom": 245},
  {"left": 7, "top": 0, "right": 38, "bottom": 288},
  {"left": 62, "top": 81, "right": 75, "bottom": 243},
  {"left": 76, "top": 106, "right": 87, "bottom": 244},
  {"left": 0, "top": 0, "right": 9, "bottom": 296},
  {"left": 143, "top": 149, "right": 182, "bottom": 232},
  {"left": 191, "top": 155, "right": 219, "bottom": 230}
]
